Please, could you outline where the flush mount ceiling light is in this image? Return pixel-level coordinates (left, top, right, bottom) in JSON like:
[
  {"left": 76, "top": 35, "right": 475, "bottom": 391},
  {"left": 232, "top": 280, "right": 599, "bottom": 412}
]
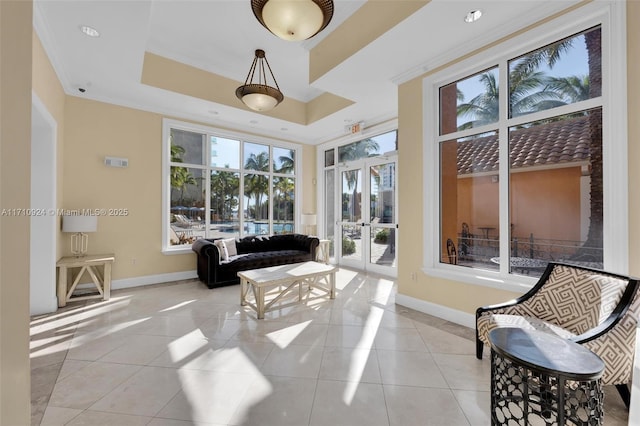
[
  {"left": 251, "top": 0, "right": 334, "bottom": 41},
  {"left": 79, "top": 25, "right": 100, "bottom": 37},
  {"left": 236, "top": 49, "right": 284, "bottom": 112},
  {"left": 464, "top": 10, "right": 482, "bottom": 23}
]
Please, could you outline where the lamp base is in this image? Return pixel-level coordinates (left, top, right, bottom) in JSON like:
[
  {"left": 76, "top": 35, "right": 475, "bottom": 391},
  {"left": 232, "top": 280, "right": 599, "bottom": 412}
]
[{"left": 71, "top": 232, "right": 89, "bottom": 257}]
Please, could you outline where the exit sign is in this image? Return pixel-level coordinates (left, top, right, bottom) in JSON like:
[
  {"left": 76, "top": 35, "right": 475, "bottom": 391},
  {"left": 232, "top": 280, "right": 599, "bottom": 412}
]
[{"left": 345, "top": 121, "right": 364, "bottom": 135}]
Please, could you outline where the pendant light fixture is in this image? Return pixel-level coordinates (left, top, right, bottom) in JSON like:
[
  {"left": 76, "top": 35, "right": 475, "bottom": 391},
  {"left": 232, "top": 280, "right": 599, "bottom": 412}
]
[
  {"left": 251, "top": 0, "right": 334, "bottom": 41},
  {"left": 235, "top": 49, "right": 284, "bottom": 112}
]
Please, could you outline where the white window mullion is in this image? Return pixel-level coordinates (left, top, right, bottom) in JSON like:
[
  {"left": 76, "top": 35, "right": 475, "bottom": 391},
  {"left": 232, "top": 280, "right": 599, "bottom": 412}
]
[{"left": 498, "top": 61, "right": 510, "bottom": 275}]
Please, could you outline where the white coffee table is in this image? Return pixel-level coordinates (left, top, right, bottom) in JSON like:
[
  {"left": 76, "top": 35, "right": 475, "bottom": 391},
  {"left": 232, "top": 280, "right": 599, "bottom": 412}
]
[{"left": 239, "top": 261, "right": 337, "bottom": 319}]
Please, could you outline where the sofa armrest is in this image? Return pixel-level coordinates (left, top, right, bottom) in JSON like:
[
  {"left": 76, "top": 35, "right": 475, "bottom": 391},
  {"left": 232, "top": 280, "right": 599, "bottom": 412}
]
[
  {"left": 192, "top": 238, "right": 221, "bottom": 286},
  {"left": 295, "top": 235, "right": 319, "bottom": 257}
]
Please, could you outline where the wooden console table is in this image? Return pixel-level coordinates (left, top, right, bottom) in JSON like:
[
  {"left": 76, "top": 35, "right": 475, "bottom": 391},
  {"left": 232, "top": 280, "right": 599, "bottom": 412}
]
[{"left": 56, "top": 254, "right": 115, "bottom": 307}]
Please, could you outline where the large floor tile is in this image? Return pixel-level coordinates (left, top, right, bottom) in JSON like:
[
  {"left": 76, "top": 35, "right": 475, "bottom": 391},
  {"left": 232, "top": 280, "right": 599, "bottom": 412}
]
[
  {"left": 384, "top": 385, "right": 470, "bottom": 426},
  {"left": 432, "top": 353, "right": 491, "bottom": 391},
  {"left": 47, "top": 362, "right": 141, "bottom": 409},
  {"left": 148, "top": 332, "right": 227, "bottom": 370},
  {"left": 98, "top": 334, "right": 176, "bottom": 365},
  {"left": 39, "top": 406, "right": 83, "bottom": 425},
  {"left": 415, "top": 322, "right": 476, "bottom": 355},
  {"left": 156, "top": 370, "right": 257, "bottom": 424},
  {"left": 89, "top": 366, "right": 183, "bottom": 416},
  {"left": 319, "top": 346, "right": 381, "bottom": 383},
  {"left": 260, "top": 343, "right": 324, "bottom": 378},
  {"left": 309, "top": 379, "right": 389, "bottom": 426},
  {"left": 65, "top": 410, "right": 151, "bottom": 425},
  {"left": 451, "top": 390, "right": 491, "bottom": 426},
  {"left": 376, "top": 349, "right": 448, "bottom": 388},
  {"left": 229, "top": 376, "right": 316, "bottom": 425},
  {"left": 374, "top": 326, "right": 428, "bottom": 351}
]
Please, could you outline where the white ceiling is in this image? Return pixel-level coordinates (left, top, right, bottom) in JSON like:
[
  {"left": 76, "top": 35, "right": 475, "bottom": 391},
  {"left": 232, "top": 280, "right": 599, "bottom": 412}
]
[{"left": 33, "top": 0, "right": 580, "bottom": 145}]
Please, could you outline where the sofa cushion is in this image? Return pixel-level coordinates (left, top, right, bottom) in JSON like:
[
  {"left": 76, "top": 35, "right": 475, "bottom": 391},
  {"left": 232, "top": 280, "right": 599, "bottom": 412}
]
[
  {"left": 222, "top": 238, "right": 238, "bottom": 257},
  {"left": 222, "top": 250, "right": 311, "bottom": 273},
  {"left": 214, "top": 240, "right": 229, "bottom": 261}
]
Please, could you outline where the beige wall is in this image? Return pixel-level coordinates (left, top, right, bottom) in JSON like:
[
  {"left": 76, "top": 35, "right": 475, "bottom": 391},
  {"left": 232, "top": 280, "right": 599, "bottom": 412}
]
[
  {"left": 64, "top": 98, "right": 194, "bottom": 279},
  {"left": 32, "top": 30, "right": 66, "bottom": 258},
  {"left": 627, "top": 0, "right": 640, "bottom": 277},
  {"left": 397, "top": 1, "right": 640, "bottom": 313},
  {"left": 0, "top": 1, "right": 32, "bottom": 424},
  {"left": 63, "top": 97, "right": 316, "bottom": 281},
  {"left": 301, "top": 144, "right": 317, "bottom": 217}
]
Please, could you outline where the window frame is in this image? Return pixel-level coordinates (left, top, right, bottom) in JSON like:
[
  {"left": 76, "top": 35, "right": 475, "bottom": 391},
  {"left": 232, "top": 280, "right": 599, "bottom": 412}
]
[
  {"left": 162, "top": 118, "right": 302, "bottom": 254},
  {"left": 422, "top": 2, "right": 628, "bottom": 292}
]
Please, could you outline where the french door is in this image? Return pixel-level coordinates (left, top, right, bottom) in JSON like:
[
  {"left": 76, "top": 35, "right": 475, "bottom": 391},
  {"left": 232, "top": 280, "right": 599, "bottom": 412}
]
[{"left": 337, "top": 157, "right": 397, "bottom": 276}]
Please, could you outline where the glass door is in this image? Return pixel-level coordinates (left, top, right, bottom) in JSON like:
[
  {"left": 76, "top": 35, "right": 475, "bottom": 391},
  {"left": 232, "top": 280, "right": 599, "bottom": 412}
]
[
  {"left": 338, "top": 164, "right": 363, "bottom": 268},
  {"left": 337, "top": 157, "right": 397, "bottom": 275}
]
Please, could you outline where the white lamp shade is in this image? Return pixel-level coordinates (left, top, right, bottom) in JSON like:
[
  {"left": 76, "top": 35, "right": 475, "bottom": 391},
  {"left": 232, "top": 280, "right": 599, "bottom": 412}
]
[
  {"left": 301, "top": 213, "right": 317, "bottom": 226},
  {"left": 62, "top": 214, "right": 98, "bottom": 233},
  {"left": 242, "top": 93, "right": 279, "bottom": 111},
  {"left": 262, "top": 0, "right": 324, "bottom": 41}
]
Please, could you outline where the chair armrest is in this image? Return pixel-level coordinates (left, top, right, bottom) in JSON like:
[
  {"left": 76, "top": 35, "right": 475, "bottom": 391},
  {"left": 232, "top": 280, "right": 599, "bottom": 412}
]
[{"left": 476, "top": 262, "right": 558, "bottom": 319}]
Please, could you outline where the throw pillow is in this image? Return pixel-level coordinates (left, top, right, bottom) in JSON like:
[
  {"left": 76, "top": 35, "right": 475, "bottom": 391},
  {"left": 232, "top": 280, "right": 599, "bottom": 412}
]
[
  {"left": 223, "top": 238, "right": 237, "bottom": 257},
  {"left": 215, "top": 239, "right": 229, "bottom": 262}
]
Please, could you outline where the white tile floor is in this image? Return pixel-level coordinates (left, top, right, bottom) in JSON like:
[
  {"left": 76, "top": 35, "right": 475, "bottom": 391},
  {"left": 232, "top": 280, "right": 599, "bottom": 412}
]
[{"left": 30, "top": 268, "right": 629, "bottom": 425}]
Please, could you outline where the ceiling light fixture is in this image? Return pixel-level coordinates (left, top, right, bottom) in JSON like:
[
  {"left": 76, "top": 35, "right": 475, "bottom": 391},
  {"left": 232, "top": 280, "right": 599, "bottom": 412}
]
[
  {"left": 236, "top": 49, "right": 284, "bottom": 112},
  {"left": 79, "top": 25, "right": 100, "bottom": 37},
  {"left": 251, "top": 0, "right": 334, "bottom": 41},
  {"left": 464, "top": 10, "right": 482, "bottom": 23}
]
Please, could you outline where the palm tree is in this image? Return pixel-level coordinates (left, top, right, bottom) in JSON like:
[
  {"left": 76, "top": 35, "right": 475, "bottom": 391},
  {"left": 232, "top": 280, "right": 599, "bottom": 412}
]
[
  {"left": 244, "top": 152, "right": 270, "bottom": 220},
  {"left": 545, "top": 75, "right": 590, "bottom": 103},
  {"left": 275, "top": 149, "right": 295, "bottom": 174},
  {"left": 457, "top": 69, "right": 566, "bottom": 129},
  {"left": 210, "top": 169, "right": 239, "bottom": 222},
  {"left": 171, "top": 166, "right": 197, "bottom": 205},
  {"left": 339, "top": 139, "right": 380, "bottom": 219},
  {"left": 273, "top": 177, "right": 294, "bottom": 223},
  {"left": 579, "top": 27, "right": 603, "bottom": 260}
]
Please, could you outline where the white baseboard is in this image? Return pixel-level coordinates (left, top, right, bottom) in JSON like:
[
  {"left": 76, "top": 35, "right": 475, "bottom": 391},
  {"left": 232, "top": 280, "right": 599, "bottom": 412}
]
[
  {"left": 75, "top": 270, "right": 199, "bottom": 292},
  {"left": 395, "top": 293, "right": 475, "bottom": 329},
  {"left": 111, "top": 270, "right": 198, "bottom": 290}
]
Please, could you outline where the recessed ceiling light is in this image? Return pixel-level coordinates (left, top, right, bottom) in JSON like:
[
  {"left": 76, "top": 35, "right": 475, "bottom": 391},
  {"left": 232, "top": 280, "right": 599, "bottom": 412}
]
[
  {"left": 249, "top": 120, "right": 259, "bottom": 124},
  {"left": 464, "top": 10, "right": 482, "bottom": 23},
  {"left": 79, "top": 25, "right": 100, "bottom": 37},
  {"left": 208, "top": 110, "right": 219, "bottom": 115},
  {"left": 280, "top": 127, "right": 288, "bottom": 131}
]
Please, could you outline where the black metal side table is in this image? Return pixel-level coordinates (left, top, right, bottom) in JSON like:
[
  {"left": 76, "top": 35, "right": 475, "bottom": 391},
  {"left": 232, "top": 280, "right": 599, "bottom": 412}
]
[{"left": 489, "top": 328, "right": 605, "bottom": 425}]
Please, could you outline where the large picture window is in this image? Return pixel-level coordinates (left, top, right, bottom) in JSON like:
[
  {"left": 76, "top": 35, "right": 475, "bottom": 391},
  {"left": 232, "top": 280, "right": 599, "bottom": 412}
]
[
  {"left": 163, "top": 120, "right": 299, "bottom": 251},
  {"left": 426, "top": 2, "right": 628, "bottom": 287}
]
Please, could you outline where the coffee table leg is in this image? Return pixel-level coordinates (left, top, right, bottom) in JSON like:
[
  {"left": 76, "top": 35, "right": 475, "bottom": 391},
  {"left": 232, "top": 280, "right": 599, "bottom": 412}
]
[
  {"left": 330, "top": 271, "right": 335, "bottom": 299},
  {"left": 240, "top": 278, "right": 247, "bottom": 306},
  {"left": 257, "top": 286, "right": 265, "bottom": 319}
]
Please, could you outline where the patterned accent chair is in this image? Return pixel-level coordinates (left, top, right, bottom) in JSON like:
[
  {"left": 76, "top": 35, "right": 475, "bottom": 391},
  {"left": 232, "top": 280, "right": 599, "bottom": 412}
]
[{"left": 476, "top": 262, "right": 640, "bottom": 407}]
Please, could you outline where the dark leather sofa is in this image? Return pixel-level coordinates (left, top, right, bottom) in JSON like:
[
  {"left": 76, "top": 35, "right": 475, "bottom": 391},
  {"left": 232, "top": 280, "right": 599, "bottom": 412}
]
[{"left": 192, "top": 234, "right": 319, "bottom": 288}]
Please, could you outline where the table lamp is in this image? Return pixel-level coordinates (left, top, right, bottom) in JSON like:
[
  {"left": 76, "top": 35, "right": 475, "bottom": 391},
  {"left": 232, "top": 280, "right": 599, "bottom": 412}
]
[
  {"left": 62, "top": 214, "right": 97, "bottom": 256},
  {"left": 301, "top": 213, "right": 317, "bottom": 236}
]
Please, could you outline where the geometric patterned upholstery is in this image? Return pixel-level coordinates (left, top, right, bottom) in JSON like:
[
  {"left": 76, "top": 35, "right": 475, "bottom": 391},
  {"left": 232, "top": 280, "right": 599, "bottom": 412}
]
[{"left": 476, "top": 262, "right": 640, "bottom": 393}]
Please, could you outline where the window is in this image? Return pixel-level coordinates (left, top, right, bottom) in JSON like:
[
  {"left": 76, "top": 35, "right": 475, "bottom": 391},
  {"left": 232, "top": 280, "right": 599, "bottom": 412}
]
[
  {"left": 163, "top": 120, "right": 299, "bottom": 251},
  {"left": 425, "top": 3, "right": 628, "bottom": 287}
]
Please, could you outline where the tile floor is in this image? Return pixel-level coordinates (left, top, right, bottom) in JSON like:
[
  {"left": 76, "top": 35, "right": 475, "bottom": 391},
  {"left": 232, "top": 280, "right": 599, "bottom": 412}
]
[{"left": 30, "top": 268, "right": 629, "bottom": 425}]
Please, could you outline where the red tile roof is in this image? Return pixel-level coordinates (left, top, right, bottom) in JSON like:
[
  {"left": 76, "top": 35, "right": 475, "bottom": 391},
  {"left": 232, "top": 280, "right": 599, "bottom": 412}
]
[{"left": 456, "top": 115, "right": 592, "bottom": 175}]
